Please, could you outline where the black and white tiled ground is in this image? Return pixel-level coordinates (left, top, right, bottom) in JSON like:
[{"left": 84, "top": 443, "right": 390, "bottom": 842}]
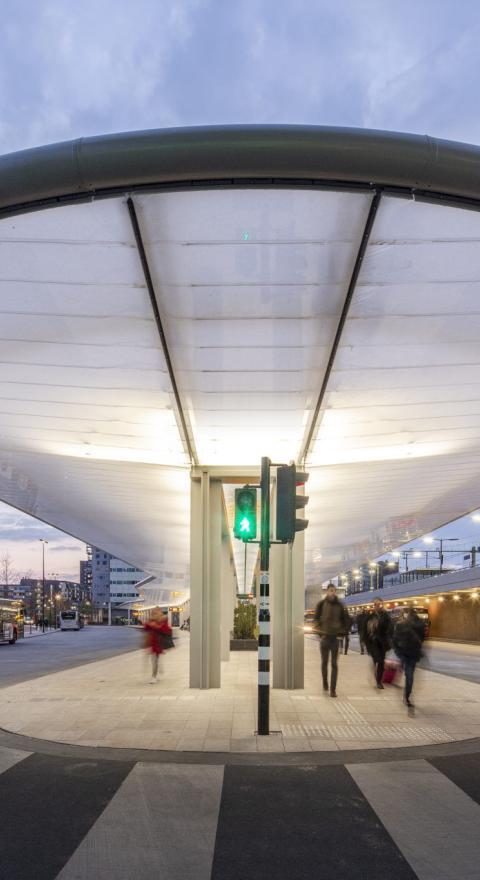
[{"left": 1, "top": 743, "right": 480, "bottom": 879}]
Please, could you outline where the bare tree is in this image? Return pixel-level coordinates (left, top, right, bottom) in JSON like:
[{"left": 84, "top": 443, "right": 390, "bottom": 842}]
[{"left": 0, "top": 551, "right": 19, "bottom": 593}]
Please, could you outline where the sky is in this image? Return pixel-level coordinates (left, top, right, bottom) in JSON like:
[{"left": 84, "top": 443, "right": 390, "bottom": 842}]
[
  {"left": 1, "top": 0, "right": 480, "bottom": 579},
  {"left": 377, "top": 509, "right": 480, "bottom": 574},
  {"left": 0, "top": 504, "right": 86, "bottom": 583},
  {"left": 1, "top": 0, "right": 480, "bottom": 155}
]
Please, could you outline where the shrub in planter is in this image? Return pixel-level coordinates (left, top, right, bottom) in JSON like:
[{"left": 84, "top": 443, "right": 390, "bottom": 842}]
[
  {"left": 231, "top": 604, "right": 258, "bottom": 649},
  {"left": 233, "top": 604, "right": 256, "bottom": 639}
]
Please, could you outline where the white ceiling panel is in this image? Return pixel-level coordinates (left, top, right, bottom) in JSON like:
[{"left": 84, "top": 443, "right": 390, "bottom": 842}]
[
  {"left": 3, "top": 185, "right": 480, "bottom": 594},
  {"left": 0, "top": 450, "right": 190, "bottom": 591},
  {"left": 0, "top": 197, "right": 189, "bottom": 469},
  {"left": 307, "top": 195, "right": 480, "bottom": 581},
  {"left": 135, "top": 188, "right": 372, "bottom": 465}
]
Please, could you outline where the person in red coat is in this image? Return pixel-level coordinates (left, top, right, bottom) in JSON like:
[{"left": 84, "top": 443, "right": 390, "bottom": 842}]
[{"left": 143, "top": 608, "right": 172, "bottom": 683}]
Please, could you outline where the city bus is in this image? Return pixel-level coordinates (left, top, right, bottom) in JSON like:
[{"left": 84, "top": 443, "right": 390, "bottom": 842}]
[
  {"left": 0, "top": 598, "right": 24, "bottom": 644},
  {"left": 59, "top": 610, "right": 84, "bottom": 631}
]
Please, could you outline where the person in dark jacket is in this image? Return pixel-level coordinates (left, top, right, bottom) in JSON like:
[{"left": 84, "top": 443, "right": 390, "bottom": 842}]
[
  {"left": 393, "top": 609, "right": 425, "bottom": 708},
  {"left": 339, "top": 609, "right": 352, "bottom": 654},
  {"left": 362, "top": 599, "right": 393, "bottom": 689},
  {"left": 356, "top": 610, "right": 368, "bottom": 654},
  {"left": 313, "top": 584, "right": 350, "bottom": 697}
]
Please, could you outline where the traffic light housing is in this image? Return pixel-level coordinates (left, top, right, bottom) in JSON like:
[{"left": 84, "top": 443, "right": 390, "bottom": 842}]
[
  {"left": 276, "top": 464, "right": 309, "bottom": 542},
  {"left": 234, "top": 485, "right": 257, "bottom": 541}
]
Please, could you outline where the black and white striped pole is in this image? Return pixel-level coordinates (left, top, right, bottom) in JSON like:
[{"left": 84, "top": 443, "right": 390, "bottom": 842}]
[{"left": 258, "top": 456, "right": 271, "bottom": 735}]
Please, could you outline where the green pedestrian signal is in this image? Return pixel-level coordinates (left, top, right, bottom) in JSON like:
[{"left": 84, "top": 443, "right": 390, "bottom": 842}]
[{"left": 234, "top": 486, "right": 257, "bottom": 541}]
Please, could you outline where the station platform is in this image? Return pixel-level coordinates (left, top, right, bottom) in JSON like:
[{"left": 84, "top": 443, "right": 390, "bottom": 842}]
[{"left": 1, "top": 633, "right": 480, "bottom": 753}]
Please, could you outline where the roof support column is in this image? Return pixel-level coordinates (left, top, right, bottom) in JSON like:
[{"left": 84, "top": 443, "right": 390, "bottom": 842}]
[
  {"left": 221, "top": 541, "right": 236, "bottom": 662},
  {"left": 189, "top": 469, "right": 222, "bottom": 688},
  {"left": 271, "top": 487, "right": 306, "bottom": 689}
]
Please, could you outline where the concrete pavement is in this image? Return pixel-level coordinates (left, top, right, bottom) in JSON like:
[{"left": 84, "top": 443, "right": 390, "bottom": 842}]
[{"left": 1, "top": 632, "right": 480, "bottom": 753}]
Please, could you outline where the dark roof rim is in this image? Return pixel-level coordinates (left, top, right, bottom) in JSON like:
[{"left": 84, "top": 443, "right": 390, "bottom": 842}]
[{"left": 1, "top": 124, "right": 480, "bottom": 213}]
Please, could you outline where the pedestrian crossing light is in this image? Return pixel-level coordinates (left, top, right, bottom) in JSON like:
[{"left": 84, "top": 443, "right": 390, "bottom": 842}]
[
  {"left": 276, "top": 463, "right": 309, "bottom": 543},
  {"left": 234, "top": 486, "right": 257, "bottom": 541}
]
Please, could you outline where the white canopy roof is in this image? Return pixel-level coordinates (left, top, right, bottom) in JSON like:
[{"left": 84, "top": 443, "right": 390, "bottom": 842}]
[{"left": 2, "top": 125, "right": 480, "bottom": 597}]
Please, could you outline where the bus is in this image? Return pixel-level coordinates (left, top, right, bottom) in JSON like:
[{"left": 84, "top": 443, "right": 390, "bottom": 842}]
[
  {"left": 59, "top": 610, "right": 84, "bottom": 631},
  {"left": 0, "top": 598, "right": 24, "bottom": 644}
]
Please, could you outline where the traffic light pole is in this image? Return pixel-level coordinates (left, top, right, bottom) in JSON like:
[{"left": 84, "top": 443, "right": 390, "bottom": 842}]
[{"left": 258, "top": 456, "right": 271, "bottom": 735}]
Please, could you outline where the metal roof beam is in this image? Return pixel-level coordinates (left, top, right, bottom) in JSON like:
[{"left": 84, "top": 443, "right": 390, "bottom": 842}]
[
  {"left": 127, "top": 196, "right": 198, "bottom": 466},
  {"left": 3, "top": 126, "right": 480, "bottom": 210},
  {"left": 299, "top": 190, "right": 382, "bottom": 464}
]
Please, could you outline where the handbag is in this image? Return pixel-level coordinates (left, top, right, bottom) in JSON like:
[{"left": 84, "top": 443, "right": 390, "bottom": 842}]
[{"left": 161, "top": 632, "right": 175, "bottom": 650}]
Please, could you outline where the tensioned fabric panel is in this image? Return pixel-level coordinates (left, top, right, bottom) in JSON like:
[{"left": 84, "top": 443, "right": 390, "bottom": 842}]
[
  {"left": 3, "top": 186, "right": 480, "bottom": 590},
  {"left": 0, "top": 198, "right": 190, "bottom": 595},
  {"left": 0, "top": 451, "right": 190, "bottom": 596},
  {"left": 306, "top": 196, "right": 480, "bottom": 583},
  {"left": 0, "top": 198, "right": 189, "bottom": 466},
  {"left": 134, "top": 189, "right": 372, "bottom": 465}
]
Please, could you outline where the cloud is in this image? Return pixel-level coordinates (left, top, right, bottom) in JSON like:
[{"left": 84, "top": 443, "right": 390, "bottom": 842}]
[
  {"left": 0, "top": 0, "right": 479, "bottom": 156},
  {"left": 0, "top": 502, "right": 85, "bottom": 558},
  {"left": 50, "top": 543, "right": 82, "bottom": 553}
]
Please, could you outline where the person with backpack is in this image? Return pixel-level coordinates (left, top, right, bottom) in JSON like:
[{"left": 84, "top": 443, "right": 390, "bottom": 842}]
[
  {"left": 363, "top": 599, "right": 393, "bottom": 689},
  {"left": 313, "top": 584, "right": 351, "bottom": 697},
  {"left": 393, "top": 608, "right": 426, "bottom": 709}
]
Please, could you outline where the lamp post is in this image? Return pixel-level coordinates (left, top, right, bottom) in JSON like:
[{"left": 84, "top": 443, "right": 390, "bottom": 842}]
[
  {"left": 392, "top": 549, "right": 414, "bottom": 572},
  {"left": 39, "top": 539, "right": 48, "bottom": 632},
  {"left": 423, "top": 536, "right": 459, "bottom": 573}
]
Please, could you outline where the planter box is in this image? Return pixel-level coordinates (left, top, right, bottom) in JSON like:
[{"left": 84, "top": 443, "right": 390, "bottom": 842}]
[{"left": 230, "top": 638, "right": 258, "bottom": 651}]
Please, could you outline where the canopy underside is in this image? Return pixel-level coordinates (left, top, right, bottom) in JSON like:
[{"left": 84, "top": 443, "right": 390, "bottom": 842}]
[{"left": 2, "top": 127, "right": 480, "bottom": 594}]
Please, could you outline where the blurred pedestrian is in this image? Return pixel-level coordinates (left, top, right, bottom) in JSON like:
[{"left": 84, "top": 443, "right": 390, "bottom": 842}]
[
  {"left": 363, "top": 599, "right": 393, "bottom": 689},
  {"left": 393, "top": 608, "right": 425, "bottom": 709},
  {"left": 313, "top": 584, "right": 351, "bottom": 697},
  {"left": 339, "top": 609, "right": 352, "bottom": 654},
  {"left": 356, "top": 610, "right": 368, "bottom": 654},
  {"left": 143, "top": 608, "right": 172, "bottom": 684}
]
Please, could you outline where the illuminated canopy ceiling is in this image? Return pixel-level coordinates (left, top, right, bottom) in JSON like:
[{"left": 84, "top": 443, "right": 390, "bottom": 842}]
[{"left": 2, "top": 125, "right": 480, "bottom": 596}]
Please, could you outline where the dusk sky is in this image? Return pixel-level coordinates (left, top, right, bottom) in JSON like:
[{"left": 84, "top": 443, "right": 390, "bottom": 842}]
[{"left": 1, "top": 0, "right": 480, "bottom": 581}]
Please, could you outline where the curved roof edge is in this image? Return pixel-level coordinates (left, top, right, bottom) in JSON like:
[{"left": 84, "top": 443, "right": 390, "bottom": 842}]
[{"left": 1, "top": 124, "right": 480, "bottom": 212}]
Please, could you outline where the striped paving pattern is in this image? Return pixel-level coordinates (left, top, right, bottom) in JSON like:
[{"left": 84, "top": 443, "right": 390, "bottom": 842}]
[
  {"left": 1, "top": 745, "right": 480, "bottom": 879},
  {"left": 281, "top": 723, "right": 453, "bottom": 742}
]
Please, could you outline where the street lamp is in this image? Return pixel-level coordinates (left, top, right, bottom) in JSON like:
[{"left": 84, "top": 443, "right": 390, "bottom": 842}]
[
  {"left": 368, "top": 561, "right": 379, "bottom": 590},
  {"left": 423, "top": 536, "right": 459, "bottom": 573},
  {"left": 39, "top": 539, "right": 48, "bottom": 632}
]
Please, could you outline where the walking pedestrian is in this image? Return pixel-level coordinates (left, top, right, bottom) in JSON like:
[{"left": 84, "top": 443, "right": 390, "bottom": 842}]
[
  {"left": 339, "top": 609, "right": 352, "bottom": 654},
  {"left": 313, "top": 584, "right": 350, "bottom": 697},
  {"left": 143, "top": 608, "right": 172, "bottom": 684},
  {"left": 356, "top": 609, "right": 368, "bottom": 654},
  {"left": 393, "top": 608, "right": 426, "bottom": 709},
  {"left": 363, "top": 599, "right": 393, "bottom": 689}
]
